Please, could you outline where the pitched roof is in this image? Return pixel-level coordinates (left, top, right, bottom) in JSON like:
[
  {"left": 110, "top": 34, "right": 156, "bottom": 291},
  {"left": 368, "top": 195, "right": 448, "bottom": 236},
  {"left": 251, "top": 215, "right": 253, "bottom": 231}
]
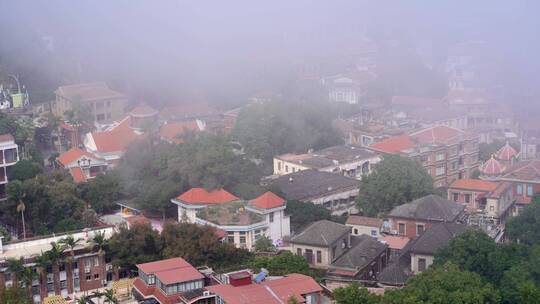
[
  {"left": 55, "top": 82, "right": 125, "bottom": 102},
  {"left": 0, "top": 134, "right": 14, "bottom": 143},
  {"left": 130, "top": 105, "right": 158, "bottom": 117},
  {"left": 90, "top": 117, "right": 144, "bottom": 153},
  {"left": 175, "top": 188, "right": 239, "bottom": 205},
  {"left": 57, "top": 147, "right": 104, "bottom": 167},
  {"left": 496, "top": 142, "right": 518, "bottom": 161},
  {"left": 276, "top": 145, "right": 377, "bottom": 169},
  {"left": 381, "top": 235, "right": 410, "bottom": 250},
  {"left": 330, "top": 235, "right": 388, "bottom": 272},
  {"left": 448, "top": 179, "right": 498, "bottom": 192},
  {"left": 368, "top": 135, "right": 415, "bottom": 154},
  {"left": 376, "top": 254, "right": 412, "bottom": 286},
  {"left": 388, "top": 194, "right": 465, "bottom": 222},
  {"left": 290, "top": 220, "right": 350, "bottom": 247},
  {"left": 159, "top": 120, "right": 201, "bottom": 144},
  {"left": 271, "top": 169, "right": 358, "bottom": 201},
  {"left": 206, "top": 273, "right": 322, "bottom": 304},
  {"left": 249, "top": 192, "right": 286, "bottom": 209},
  {"left": 480, "top": 155, "right": 505, "bottom": 176},
  {"left": 69, "top": 167, "right": 87, "bottom": 183},
  {"left": 137, "top": 257, "right": 204, "bottom": 285},
  {"left": 502, "top": 160, "right": 540, "bottom": 181},
  {"left": 407, "top": 223, "right": 468, "bottom": 255},
  {"left": 486, "top": 181, "right": 512, "bottom": 199},
  {"left": 346, "top": 215, "right": 383, "bottom": 228}
]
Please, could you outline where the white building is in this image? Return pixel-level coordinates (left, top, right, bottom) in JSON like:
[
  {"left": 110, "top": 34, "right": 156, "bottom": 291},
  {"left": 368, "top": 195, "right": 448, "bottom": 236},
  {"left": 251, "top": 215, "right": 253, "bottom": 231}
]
[
  {"left": 0, "top": 134, "right": 19, "bottom": 200},
  {"left": 171, "top": 188, "right": 290, "bottom": 250}
]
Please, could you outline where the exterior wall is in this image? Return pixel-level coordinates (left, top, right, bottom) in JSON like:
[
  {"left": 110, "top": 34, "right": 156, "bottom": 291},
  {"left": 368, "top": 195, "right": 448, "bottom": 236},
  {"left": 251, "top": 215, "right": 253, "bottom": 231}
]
[
  {"left": 410, "top": 253, "right": 434, "bottom": 274},
  {"left": 308, "top": 188, "right": 359, "bottom": 216},
  {"left": 273, "top": 158, "right": 309, "bottom": 175},
  {"left": 389, "top": 218, "right": 433, "bottom": 240},
  {"left": 53, "top": 93, "right": 127, "bottom": 123},
  {"left": 290, "top": 244, "right": 331, "bottom": 269},
  {"left": 273, "top": 156, "right": 381, "bottom": 179},
  {"left": 511, "top": 182, "right": 540, "bottom": 204},
  {"left": 0, "top": 141, "right": 19, "bottom": 199},
  {"left": 78, "top": 255, "right": 106, "bottom": 291},
  {"left": 447, "top": 188, "right": 484, "bottom": 212},
  {"left": 347, "top": 224, "right": 381, "bottom": 239},
  {"left": 265, "top": 209, "right": 290, "bottom": 244}
]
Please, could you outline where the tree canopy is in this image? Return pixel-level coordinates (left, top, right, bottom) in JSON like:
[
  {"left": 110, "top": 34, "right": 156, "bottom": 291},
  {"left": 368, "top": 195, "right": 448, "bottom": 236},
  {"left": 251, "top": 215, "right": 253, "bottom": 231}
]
[
  {"left": 505, "top": 193, "right": 540, "bottom": 246},
  {"left": 78, "top": 172, "right": 122, "bottom": 214},
  {"left": 356, "top": 154, "right": 434, "bottom": 216},
  {"left": 250, "top": 251, "right": 310, "bottom": 276},
  {"left": 7, "top": 159, "right": 43, "bottom": 181},
  {"left": 333, "top": 283, "right": 381, "bottom": 304},
  {"left": 285, "top": 200, "right": 346, "bottom": 232}
]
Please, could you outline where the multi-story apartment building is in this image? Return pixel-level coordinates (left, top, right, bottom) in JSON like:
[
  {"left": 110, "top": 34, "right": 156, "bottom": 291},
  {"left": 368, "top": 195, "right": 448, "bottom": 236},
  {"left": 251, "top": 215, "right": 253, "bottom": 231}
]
[
  {"left": 369, "top": 125, "right": 480, "bottom": 188},
  {"left": 52, "top": 82, "right": 128, "bottom": 124},
  {"left": 171, "top": 188, "right": 290, "bottom": 250},
  {"left": 0, "top": 226, "right": 115, "bottom": 303},
  {"left": 273, "top": 145, "right": 381, "bottom": 180},
  {"left": 0, "top": 134, "right": 19, "bottom": 200}
]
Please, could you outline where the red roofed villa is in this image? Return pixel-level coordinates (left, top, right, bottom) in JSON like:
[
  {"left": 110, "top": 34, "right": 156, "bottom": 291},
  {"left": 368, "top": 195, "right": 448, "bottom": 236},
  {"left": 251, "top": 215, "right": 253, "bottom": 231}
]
[
  {"left": 172, "top": 189, "right": 290, "bottom": 250},
  {"left": 56, "top": 147, "right": 108, "bottom": 183}
]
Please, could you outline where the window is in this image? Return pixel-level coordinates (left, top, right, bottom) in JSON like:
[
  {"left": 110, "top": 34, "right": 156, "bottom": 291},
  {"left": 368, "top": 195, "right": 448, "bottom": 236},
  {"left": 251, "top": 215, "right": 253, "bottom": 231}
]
[
  {"left": 297, "top": 248, "right": 302, "bottom": 256},
  {"left": 331, "top": 246, "right": 337, "bottom": 260},
  {"left": 60, "top": 280, "right": 67, "bottom": 289},
  {"left": 74, "top": 278, "right": 80, "bottom": 289},
  {"left": 96, "top": 113, "right": 105, "bottom": 121},
  {"left": 453, "top": 193, "right": 459, "bottom": 202},
  {"left": 418, "top": 258, "right": 427, "bottom": 272},
  {"left": 436, "top": 153, "right": 445, "bottom": 161},
  {"left": 353, "top": 228, "right": 358, "bottom": 235},
  {"left": 94, "top": 273, "right": 99, "bottom": 280},
  {"left": 269, "top": 212, "right": 274, "bottom": 223},
  {"left": 316, "top": 251, "right": 322, "bottom": 263},
  {"left": 95, "top": 101, "right": 104, "bottom": 109},
  {"left": 305, "top": 249, "right": 313, "bottom": 263},
  {"left": 106, "top": 101, "right": 111, "bottom": 107},
  {"left": 517, "top": 184, "right": 523, "bottom": 195},
  {"left": 436, "top": 165, "right": 445, "bottom": 176},
  {"left": 527, "top": 185, "right": 534, "bottom": 197},
  {"left": 371, "top": 230, "right": 377, "bottom": 237},
  {"left": 106, "top": 112, "right": 112, "bottom": 119},
  {"left": 398, "top": 223, "right": 406, "bottom": 235},
  {"left": 85, "top": 275, "right": 91, "bottom": 281},
  {"left": 416, "top": 224, "right": 425, "bottom": 236},
  {"left": 148, "top": 275, "right": 155, "bottom": 285},
  {"left": 285, "top": 165, "right": 289, "bottom": 173},
  {"left": 278, "top": 162, "right": 281, "bottom": 171},
  {"left": 227, "top": 232, "right": 235, "bottom": 243},
  {"left": 464, "top": 194, "right": 471, "bottom": 203},
  {"left": 94, "top": 257, "right": 100, "bottom": 267},
  {"left": 239, "top": 236, "right": 246, "bottom": 244}
]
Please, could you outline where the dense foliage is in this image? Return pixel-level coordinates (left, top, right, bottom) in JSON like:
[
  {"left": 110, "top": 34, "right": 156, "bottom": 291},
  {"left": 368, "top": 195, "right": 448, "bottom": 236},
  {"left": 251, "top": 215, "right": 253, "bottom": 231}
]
[
  {"left": 285, "top": 200, "right": 346, "bottom": 232},
  {"left": 78, "top": 172, "right": 122, "bottom": 214},
  {"left": 7, "top": 159, "right": 42, "bottom": 181},
  {"left": 356, "top": 154, "right": 434, "bottom": 216},
  {"left": 232, "top": 100, "right": 344, "bottom": 163},
  {"left": 250, "top": 251, "right": 310, "bottom": 276},
  {"left": 505, "top": 193, "right": 540, "bottom": 246},
  {"left": 0, "top": 286, "right": 32, "bottom": 304}
]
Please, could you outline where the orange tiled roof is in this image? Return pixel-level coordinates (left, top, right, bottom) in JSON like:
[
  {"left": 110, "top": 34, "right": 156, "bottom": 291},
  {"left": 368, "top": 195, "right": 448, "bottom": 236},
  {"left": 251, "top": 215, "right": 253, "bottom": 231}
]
[
  {"left": 409, "top": 125, "right": 464, "bottom": 145},
  {"left": 159, "top": 121, "right": 201, "bottom": 144},
  {"left": 381, "top": 235, "right": 410, "bottom": 250},
  {"left": 250, "top": 192, "right": 286, "bottom": 209},
  {"left": 369, "top": 134, "right": 415, "bottom": 154},
  {"left": 480, "top": 156, "right": 505, "bottom": 176},
  {"left": 69, "top": 167, "right": 87, "bottom": 183},
  {"left": 0, "top": 134, "right": 15, "bottom": 142},
  {"left": 496, "top": 142, "right": 518, "bottom": 161},
  {"left": 346, "top": 215, "right": 383, "bottom": 227},
  {"left": 503, "top": 160, "right": 540, "bottom": 181},
  {"left": 91, "top": 117, "right": 144, "bottom": 153},
  {"left": 57, "top": 148, "right": 103, "bottom": 167},
  {"left": 176, "top": 188, "right": 239, "bottom": 205},
  {"left": 449, "top": 179, "right": 498, "bottom": 192}
]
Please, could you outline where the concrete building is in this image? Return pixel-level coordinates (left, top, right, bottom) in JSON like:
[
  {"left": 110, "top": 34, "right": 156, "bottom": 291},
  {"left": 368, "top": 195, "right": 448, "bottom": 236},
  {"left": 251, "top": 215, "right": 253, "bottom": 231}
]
[
  {"left": 0, "top": 134, "right": 19, "bottom": 200},
  {"left": 345, "top": 215, "right": 383, "bottom": 239},
  {"left": 52, "top": 82, "right": 128, "bottom": 124},
  {"left": 171, "top": 189, "right": 290, "bottom": 250},
  {"left": 273, "top": 145, "right": 381, "bottom": 180}
]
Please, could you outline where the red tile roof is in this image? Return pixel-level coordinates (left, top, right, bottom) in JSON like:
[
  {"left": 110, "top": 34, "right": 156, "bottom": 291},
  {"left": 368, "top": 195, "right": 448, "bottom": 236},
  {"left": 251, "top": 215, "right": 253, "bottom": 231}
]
[
  {"left": 69, "top": 167, "right": 87, "bottom": 183},
  {"left": 91, "top": 117, "right": 144, "bottom": 153},
  {"left": 346, "top": 215, "right": 383, "bottom": 227},
  {"left": 159, "top": 121, "right": 201, "bottom": 144},
  {"left": 381, "top": 235, "right": 410, "bottom": 250},
  {"left": 207, "top": 273, "right": 322, "bottom": 304},
  {"left": 369, "top": 134, "right": 415, "bottom": 154},
  {"left": 480, "top": 156, "right": 505, "bottom": 176},
  {"left": 409, "top": 125, "right": 464, "bottom": 145},
  {"left": 250, "top": 192, "right": 286, "bottom": 209},
  {"left": 176, "top": 188, "right": 239, "bottom": 205},
  {"left": 503, "top": 160, "right": 540, "bottom": 181},
  {"left": 57, "top": 147, "right": 103, "bottom": 167},
  {"left": 496, "top": 142, "right": 518, "bottom": 161},
  {"left": 449, "top": 179, "right": 498, "bottom": 192},
  {"left": 137, "top": 257, "right": 203, "bottom": 284}
]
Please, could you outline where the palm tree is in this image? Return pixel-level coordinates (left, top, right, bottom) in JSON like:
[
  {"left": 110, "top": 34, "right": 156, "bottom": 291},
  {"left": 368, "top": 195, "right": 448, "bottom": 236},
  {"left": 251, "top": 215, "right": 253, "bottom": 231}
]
[
  {"left": 91, "top": 290, "right": 104, "bottom": 304},
  {"left": 92, "top": 231, "right": 108, "bottom": 285},
  {"left": 60, "top": 235, "right": 83, "bottom": 294},
  {"left": 45, "top": 242, "right": 65, "bottom": 295},
  {"left": 16, "top": 199, "right": 26, "bottom": 239},
  {"left": 75, "top": 295, "right": 89, "bottom": 304},
  {"left": 34, "top": 253, "right": 49, "bottom": 300},
  {"left": 103, "top": 288, "right": 118, "bottom": 304},
  {"left": 20, "top": 266, "right": 37, "bottom": 300},
  {"left": 6, "top": 258, "right": 25, "bottom": 288}
]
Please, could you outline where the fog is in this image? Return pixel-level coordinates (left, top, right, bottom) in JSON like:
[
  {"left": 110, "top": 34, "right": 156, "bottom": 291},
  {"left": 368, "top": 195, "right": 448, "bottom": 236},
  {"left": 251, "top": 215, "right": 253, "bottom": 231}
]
[{"left": 1, "top": 1, "right": 540, "bottom": 108}]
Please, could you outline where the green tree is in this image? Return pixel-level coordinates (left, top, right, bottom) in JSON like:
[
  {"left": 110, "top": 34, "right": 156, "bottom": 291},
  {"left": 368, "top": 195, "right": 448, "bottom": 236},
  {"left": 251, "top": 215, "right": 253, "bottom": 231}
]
[
  {"left": 506, "top": 194, "right": 540, "bottom": 246},
  {"left": 334, "top": 283, "right": 381, "bottom": 304},
  {"left": 45, "top": 241, "right": 65, "bottom": 295},
  {"left": 7, "top": 159, "right": 42, "bottom": 181},
  {"left": 357, "top": 154, "right": 434, "bottom": 216},
  {"left": 382, "top": 263, "right": 500, "bottom": 304},
  {"left": 19, "top": 267, "right": 37, "bottom": 300},
  {"left": 499, "top": 264, "right": 540, "bottom": 304},
  {"left": 108, "top": 223, "right": 163, "bottom": 272},
  {"left": 60, "top": 235, "right": 83, "bottom": 294},
  {"left": 0, "top": 286, "right": 32, "bottom": 304},
  {"left": 6, "top": 258, "right": 25, "bottom": 288},
  {"left": 250, "top": 251, "right": 309, "bottom": 276},
  {"left": 285, "top": 200, "right": 344, "bottom": 232},
  {"left": 79, "top": 172, "right": 121, "bottom": 213},
  {"left": 254, "top": 235, "right": 275, "bottom": 252}
]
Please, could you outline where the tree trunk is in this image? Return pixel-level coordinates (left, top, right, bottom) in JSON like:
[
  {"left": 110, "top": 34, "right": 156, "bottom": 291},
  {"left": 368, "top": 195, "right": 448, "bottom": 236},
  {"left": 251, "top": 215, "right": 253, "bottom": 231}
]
[
  {"left": 112, "top": 264, "right": 119, "bottom": 281},
  {"left": 26, "top": 284, "right": 33, "bottom": 302},
  {"left": 11, "top": 273, "right": 18, "bottom": 289},
  {"left": 39, "top": 267, "right": 47, "bottom": 300},
  {"left": 99, "top": 253, "right": 106, "bottom": 287},
  {"left": 66, "top": 258, "right": 74, "bottom": 294},
  {"left": 53, "top": 263, "right": 61, "bottom": 295},
  {"left": 0, "top": 272, "right": 5, "bottom": 293}
]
